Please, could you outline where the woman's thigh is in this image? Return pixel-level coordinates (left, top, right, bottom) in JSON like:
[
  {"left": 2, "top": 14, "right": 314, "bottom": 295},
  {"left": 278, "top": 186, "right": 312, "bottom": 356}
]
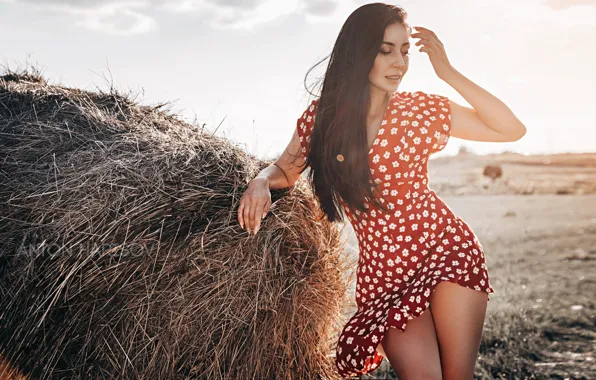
[
  {"left": 429, "top": 281, "right": 489, "bottom": 380},
  {"left": 377, "top": 307, "right": 442, "bottom": 380}
]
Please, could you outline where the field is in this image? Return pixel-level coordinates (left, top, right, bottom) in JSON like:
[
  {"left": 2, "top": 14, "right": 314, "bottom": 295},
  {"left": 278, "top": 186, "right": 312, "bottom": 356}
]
[
  {"left": 1, "top": 152, "right": 593, "bottom": 379},
  {"left": 338, "top": 152, "right": 596, "bottom": 379}
]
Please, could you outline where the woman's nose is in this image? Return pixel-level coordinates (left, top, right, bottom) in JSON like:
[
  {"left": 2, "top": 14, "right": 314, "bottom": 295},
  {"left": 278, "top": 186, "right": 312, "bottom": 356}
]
[{"left": 392, "top": 56, "right": 406, "bottom": 67}]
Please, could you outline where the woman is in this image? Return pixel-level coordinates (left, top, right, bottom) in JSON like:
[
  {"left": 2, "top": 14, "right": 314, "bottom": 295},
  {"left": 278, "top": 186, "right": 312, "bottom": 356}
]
[{"left": 238, "top": 3, "right": 525, "bottom": 379}]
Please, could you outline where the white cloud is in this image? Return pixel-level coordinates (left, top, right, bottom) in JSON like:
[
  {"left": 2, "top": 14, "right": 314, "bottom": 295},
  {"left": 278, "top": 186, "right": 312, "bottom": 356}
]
[
  {"left": 544, "top": 0, "right": 596, "bottom": 10},
  {"left": 0, "top": 0, "right": 163, "bottom": 35},
  {"left": 76, "top": 3, "right": 158, "bottom": 36},
  {"left": 304, "top": 0, "right": 337, "bottom": 17},
  {"left": 0, "top": 0, "right": 341, "bottom": 33},
  {"left": 482, "top": 0, "right": 596, "bottom": 27}
]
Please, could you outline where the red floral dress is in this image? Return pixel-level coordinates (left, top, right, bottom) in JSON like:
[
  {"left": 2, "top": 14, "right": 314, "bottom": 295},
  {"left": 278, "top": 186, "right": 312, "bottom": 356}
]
[{"left": 296, "top": 91, "right": 495, "bottom": 378}]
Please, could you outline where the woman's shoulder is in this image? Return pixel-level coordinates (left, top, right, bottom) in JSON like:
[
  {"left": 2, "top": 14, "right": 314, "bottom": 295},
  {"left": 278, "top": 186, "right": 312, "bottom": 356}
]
[
  {"left": 394, "top": 90, "right": 444, "bottom": 100},
  {"left": 392, "top": 91, "right": 449, "bottom": 112},
  {"left": 298, "top": 98, "right": 319, "bottom": 122},
  {"left": 406, "top": 90, "right": 448, "bottom": 103},
  {"left": 390, "top": 90, "right": 423, "bottom": 109}
]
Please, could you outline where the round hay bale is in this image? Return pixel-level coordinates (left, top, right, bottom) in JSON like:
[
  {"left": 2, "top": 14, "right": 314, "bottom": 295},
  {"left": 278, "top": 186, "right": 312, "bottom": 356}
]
[
  {"left": 0, "top": 67, "right": 350, "bottom": 379},
  {"left": 482, "top": 164, "right": 503, "bottom": 180}
]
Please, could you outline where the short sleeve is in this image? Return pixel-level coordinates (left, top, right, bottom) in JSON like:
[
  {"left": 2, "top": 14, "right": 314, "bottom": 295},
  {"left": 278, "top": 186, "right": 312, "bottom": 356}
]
[
  {"left": 418, "top": 92, "right": 451, "bottom": 154},
  {"left": 296, "top": 98, "right": 319, "bottom": 158}
]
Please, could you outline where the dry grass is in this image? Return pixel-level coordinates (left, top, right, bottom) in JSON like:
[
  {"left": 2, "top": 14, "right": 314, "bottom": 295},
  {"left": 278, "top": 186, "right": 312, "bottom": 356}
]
[{"left": 0, "top": 66, "right": 351, "bottom": 379}]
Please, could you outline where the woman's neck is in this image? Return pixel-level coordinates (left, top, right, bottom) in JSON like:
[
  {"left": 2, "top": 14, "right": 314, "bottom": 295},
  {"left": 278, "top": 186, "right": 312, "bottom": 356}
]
[{"left": 368, "top": 87, "right": 391, "bottom": 119}]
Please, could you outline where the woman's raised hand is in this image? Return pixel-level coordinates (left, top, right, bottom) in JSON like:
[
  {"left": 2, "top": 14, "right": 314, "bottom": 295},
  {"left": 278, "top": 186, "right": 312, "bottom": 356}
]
[
  {"left": 237, "top": 177, "right": 271, "bottom": 235},
  {"left": 411, "top": 26, "right": 456, "bottom": 81}
]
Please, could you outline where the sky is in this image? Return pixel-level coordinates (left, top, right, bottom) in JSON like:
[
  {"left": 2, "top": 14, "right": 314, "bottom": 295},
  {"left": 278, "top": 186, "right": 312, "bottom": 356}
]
[{"left": 1, "top": 0, "right": 595, "bottom": 159}]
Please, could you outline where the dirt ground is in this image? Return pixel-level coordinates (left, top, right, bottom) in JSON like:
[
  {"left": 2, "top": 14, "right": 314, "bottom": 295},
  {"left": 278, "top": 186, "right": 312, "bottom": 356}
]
[
  {"left": 427, "top": 151, "right": 596, "bottom": 196},
  {"left": 336, "top": 152, "right": 596, "bottom": 379}
]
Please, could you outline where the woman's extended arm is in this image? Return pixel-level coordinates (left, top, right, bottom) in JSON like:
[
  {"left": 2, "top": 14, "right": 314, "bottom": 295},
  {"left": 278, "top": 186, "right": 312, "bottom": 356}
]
[
  {"left": 412, "top": 25, "right": 526, "bottom": 142},
  {"left": 249, "top": 125, "right": 307, "bottom": 191},
  {"left": 238, "top": 128, "right": 306, "bottom": 235},
  {"left": 443, "top": 69, "right": 526, "bottom": 142}
]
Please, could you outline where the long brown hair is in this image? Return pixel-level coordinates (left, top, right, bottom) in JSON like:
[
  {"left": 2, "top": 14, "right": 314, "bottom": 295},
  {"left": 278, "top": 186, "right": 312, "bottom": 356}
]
[{"left": 294, "top": 3, "right": 410, "bottom": 223}]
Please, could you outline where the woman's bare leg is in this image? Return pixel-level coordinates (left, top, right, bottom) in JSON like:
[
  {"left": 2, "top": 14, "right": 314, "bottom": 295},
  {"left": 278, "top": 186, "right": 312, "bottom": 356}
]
[
  {"left": 377, "top": 307, "right": 442, "bottom": 380},
  {"left": 429, "top": 281, "right": 489, "bottom": 380}
]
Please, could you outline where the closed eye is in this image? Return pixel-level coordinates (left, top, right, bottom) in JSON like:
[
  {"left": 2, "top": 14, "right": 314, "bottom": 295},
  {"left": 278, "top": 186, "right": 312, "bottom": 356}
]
[{"left": 380, "top": 50, "right": 409, "bottom": 56}]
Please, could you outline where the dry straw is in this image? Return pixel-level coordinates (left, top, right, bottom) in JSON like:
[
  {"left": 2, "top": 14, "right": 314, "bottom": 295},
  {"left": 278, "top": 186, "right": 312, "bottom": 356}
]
[{"left": 0, "top": 67, "right": 352, "bottom": 379}]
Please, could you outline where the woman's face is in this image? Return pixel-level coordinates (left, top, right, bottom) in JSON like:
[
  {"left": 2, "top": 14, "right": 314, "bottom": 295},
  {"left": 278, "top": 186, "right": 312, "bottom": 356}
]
[{"left": 368, "top": 22, "right": 410, "bottom": 94}]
